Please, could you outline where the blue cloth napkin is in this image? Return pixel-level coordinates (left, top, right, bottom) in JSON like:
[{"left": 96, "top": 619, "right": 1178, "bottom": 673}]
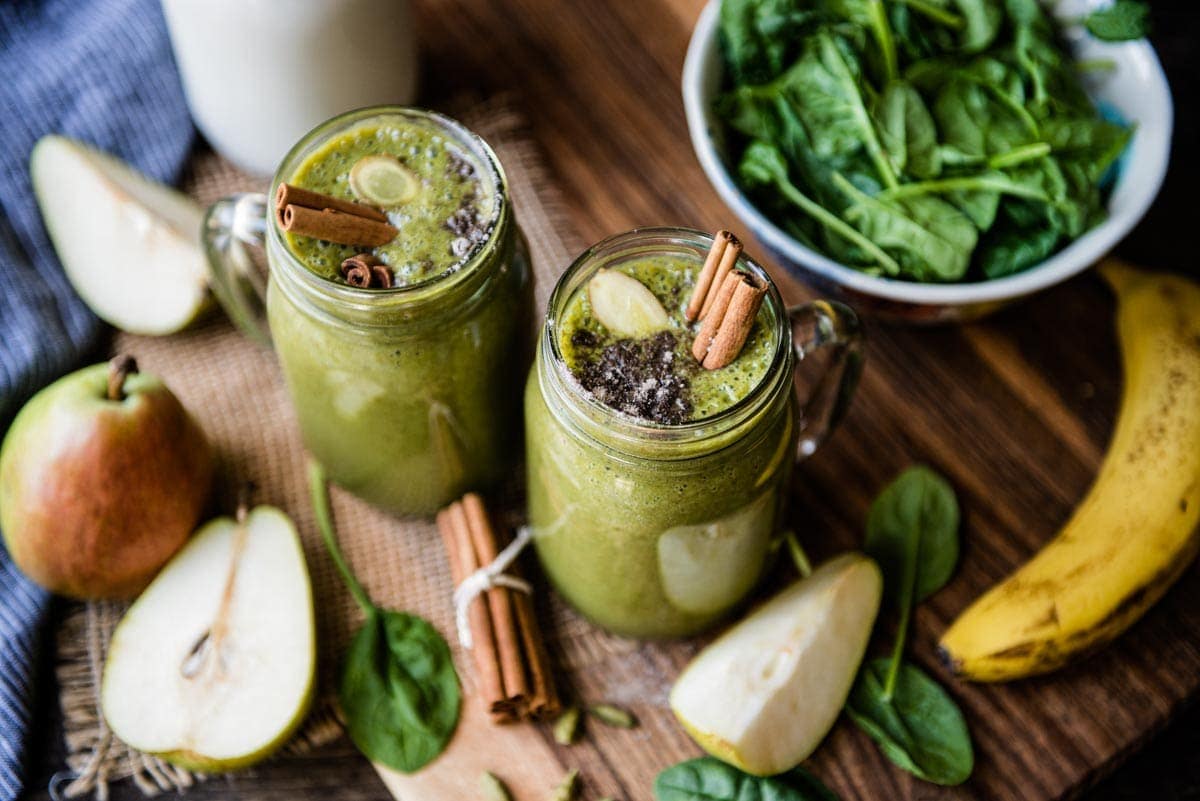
[{"left": 0, "top": 1, "right": 194, "bottom": 797}]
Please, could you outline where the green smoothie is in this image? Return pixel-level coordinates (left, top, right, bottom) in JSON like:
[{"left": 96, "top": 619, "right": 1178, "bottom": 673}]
[
  {"left": 558, "top": 256, "right": 774, "bottom": 422},
  {"left": 285, "top": 119, "right": 494, "bottom": 286},
  {"left": 268, "top": 108, "right": 532, "bottom": 516},
  {"left": 526, "top": 230, "right": 798, "bottom": 638}
]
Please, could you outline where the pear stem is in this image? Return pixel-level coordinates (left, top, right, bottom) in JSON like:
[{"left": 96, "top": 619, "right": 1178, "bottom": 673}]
[
  {"left": 307, "top": 459, "right": 375, "bottom": 616},
  {"left": 107, "top": 355, "right": 139, "bottom": 401}
]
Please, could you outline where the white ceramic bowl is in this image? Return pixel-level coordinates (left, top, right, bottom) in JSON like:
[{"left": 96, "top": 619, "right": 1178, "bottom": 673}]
[{"left": 682, "top": 0, "right": 1173, "bottom": 322}]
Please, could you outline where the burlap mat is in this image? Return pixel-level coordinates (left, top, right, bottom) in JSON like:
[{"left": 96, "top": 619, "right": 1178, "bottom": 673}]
[{"left": 52, "top": 97, "right": 649, "bottom": 799}]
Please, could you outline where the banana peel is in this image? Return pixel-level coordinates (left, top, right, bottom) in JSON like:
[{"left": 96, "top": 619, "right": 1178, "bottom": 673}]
[{"left": 940, "top": 261, "right": 1200, "bottom": 682}]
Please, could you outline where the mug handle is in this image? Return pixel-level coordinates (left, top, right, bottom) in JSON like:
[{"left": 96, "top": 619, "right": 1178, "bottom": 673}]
[
  {"left": 202, "top": 192, "right": 273, "bottom": 346},
  {"left": 787, "top": 300, "right": 864, "bottom": 460}
]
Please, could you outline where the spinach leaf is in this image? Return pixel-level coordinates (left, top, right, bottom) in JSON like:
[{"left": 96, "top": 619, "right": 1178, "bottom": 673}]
[
  {"left": 655, "top": 758, "right": 840, "bottom": 801},
  {"left": 1040, "top": 117, "right": 1133, "bottom": 182},
  {"left": 341, "top": 608, "right": 460, "bottom": 772},
  {"left": 1084, "top": 0, "right": 1150, "bottom": 42},
  {"left": 980, "top": 227, "right": 1059, "bottom": 278},
  {"left": 864, "top": 464, "right": 959, "bottom": 605},
  {"left": 720, "top": 0, "right": 812, "bottom": 84},
  {"left": 739, "top": 140, "right": 901, "bottom": 274},
  {"left": 308, "top": 460, "right": 461, "bottom": 772},
  {"left": 948, "top": 0, "right": 1002, "bottom": 52},
  {"left": 863, "top": 464, "right": 958, "bottom": 700},
  {"left": 845, "top": 659, "right": 974, "bottom": 786},
  {"left": 835, "top": 175, "right": 978, "bottom": 281},
  {"left": 736, "top": 33, "right": 898, "bottom": 188},
  {"left": 932, "top": 77, "right": 1038, "bottom": 161},
  {"left": 875, "top": 81, "right": 940, "bottom": 179}
]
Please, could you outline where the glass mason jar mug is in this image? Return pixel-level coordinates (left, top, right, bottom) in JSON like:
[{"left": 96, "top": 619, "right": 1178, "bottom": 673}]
[
  {"left": 203, "top": 107, "right": 533, "bottom": 516},
  {"left": 525, "top": 228, "right": 862, "bottom": 638}
]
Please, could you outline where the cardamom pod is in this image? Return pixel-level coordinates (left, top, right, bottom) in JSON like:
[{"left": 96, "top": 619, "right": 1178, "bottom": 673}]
[
  {"left": 589, "top": 703, "right": 637, "bottom": 728},
  {"left": 553, "top": 706, "right": 581, "bottom": 745},
  {"left": 549, "top": 768, "right": 580, "bottom": 801},
  {"left": 480, "top": 772, "right": 513, "bottom": 801}
]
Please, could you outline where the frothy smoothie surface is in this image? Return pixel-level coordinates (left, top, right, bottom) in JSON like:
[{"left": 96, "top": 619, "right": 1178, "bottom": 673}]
[
  {"left": 558, "top": 255, "right": 775, "bottom": 424},
  {"left": 284, "top": 116, "right": 495, "bottom": 287}
]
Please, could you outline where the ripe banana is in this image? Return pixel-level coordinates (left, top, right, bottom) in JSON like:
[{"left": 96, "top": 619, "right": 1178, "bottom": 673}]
[{"left": 940, "top": 262, "right": 1200, "bottom": 682}]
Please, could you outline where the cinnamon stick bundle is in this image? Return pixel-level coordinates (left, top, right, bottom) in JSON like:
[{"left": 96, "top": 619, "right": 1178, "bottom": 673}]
[
  {"left": 686, "top": 231, "right": 741, "bottom": 322},
  {"left": 274, "top": 183, "right": 397, "bottom": 247},
  {"left": 688, "top": 230, "right": 767, "bottom": 370},
  {"left": 437, "top": 494, "right": 560, "bottom": 724}
]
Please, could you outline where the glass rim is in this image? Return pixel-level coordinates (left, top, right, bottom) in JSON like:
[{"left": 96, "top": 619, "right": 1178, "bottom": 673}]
[
  {"left": 539, "top": 226, "right": 794, "bottom": 454},
  {"left": 267, "top": 105, "right": 510, "bottom": 308}
]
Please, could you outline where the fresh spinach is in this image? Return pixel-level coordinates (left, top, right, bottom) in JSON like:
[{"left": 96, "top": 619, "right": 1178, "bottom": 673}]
[
  {"left": 308, "top": 460, "right": 461, "bottom": 772},
  {"left": 864, "top": 465, "right": 959, "bottom": 607},
  {"left": 875, "top": 81, "right": 940, "bottom": 180},
  {"left": 739, "top": 140, "right": 901, "bottom": 275},
  {"left": 1084, "top": 0, "right": 1150, "bottom": 42},
  {"left": 835, "top": 174, "right": 978, "bottom": 281},
  {"left": 845, "top": 659, "right": 974, "bottom": 785},
  {"left": 847, "top": 466, "right": 972, "bottom": 785},
  {"left": 655, "top": 758, "right": 840, "bottom": 801},
  {"left": 715, "top": 0, "right": 1134, "bottom": 283}
]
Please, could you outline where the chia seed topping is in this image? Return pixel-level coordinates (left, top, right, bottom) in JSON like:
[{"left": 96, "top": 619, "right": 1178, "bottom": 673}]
[
  {"left": 445, "top": 202, "right": 488, "bottom": 259},
  {"left": 576, "top": 331, "right": 694, "bottom": 425}
]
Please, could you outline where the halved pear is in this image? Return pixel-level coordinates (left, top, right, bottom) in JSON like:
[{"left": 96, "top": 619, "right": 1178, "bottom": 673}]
[
  {"left": 670, "top": 553, "right": 882, "bottom": 776},
  {"left": 101, "top": 506, "right": 316, "bottom": 772},
  {"left": 587, "top": 268, "right": 670, "bottom": 338},
  {"left": 31, "top": 135, "right": 210, "bottom": 335}
]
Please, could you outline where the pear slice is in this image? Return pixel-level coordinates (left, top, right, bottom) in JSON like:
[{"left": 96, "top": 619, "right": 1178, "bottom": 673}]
[
  {"left": 30, "top": 135, "right": 210, "bottom": 335},
  {"left": 101, "top": 506, "right": 316, "bottom": 772},
  {"left": 670, "top": 553, "right": 882, "bottom": 776},
  {"left": 657, "top": 491, "right": 775, "bottom": 615},
  {"left": 587, "top": 268, "right": 671, "bottom": 338}
]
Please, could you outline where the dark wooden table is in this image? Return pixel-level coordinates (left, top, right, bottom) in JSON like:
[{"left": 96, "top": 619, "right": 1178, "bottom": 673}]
[{"left": 25, "top": 0, "right": 1200, "bottom": 799}]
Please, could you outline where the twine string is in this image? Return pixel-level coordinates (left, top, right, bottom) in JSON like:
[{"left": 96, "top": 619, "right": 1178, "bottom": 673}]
[{"left": 452, "top": 526, "right": 534, "bottom": 649}]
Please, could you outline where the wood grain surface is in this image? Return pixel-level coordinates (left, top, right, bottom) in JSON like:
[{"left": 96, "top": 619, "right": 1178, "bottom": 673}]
[{"left": 26, "top": 1, "right": 1200, "bottom": 800}]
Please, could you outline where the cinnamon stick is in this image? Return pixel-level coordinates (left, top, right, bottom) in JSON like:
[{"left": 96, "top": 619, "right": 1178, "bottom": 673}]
[
  {"left": 686, "top": 230, "right": 734, "bottom": 321},
  {"left": 280, "top": 205, "right": 398, "bottom": 247},
  {"left": 696, "top": 235, "right": 742, "bottom": 320},
  {"left": 514, "top": 588, "right": 561, "bottom": 719},
  {"left": 462, "top": 494, "right": 530, "bottom": 711},
  {"left": 437, "top": 504, "right": 508, "bottom": 723},
  {"left": 275, "top": 183, "right": 397, "bottom": 246},
  {"left": 691, "top": 269, "right": 742, "bottom": 362},
  {"left": 438, "top": 494, "right": 560, "bottom": 724},
  {"left": 340, "top": 254, "right": 394, "bottom": 288},
  {"left": 275, "top": 183, "right": 388, "bottom": 224},
  {"left": 700, "top": 273, "right": 767, "bottom": 370}
]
